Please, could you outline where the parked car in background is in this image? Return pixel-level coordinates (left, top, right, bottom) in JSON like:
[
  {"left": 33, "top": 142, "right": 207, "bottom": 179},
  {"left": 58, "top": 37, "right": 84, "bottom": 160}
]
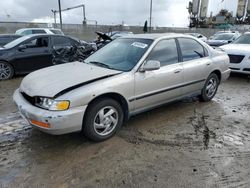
[
  {"left": 0, "top": 34, "right": 23, "bottom": 47},
  {"left": 94, "top": 31, "right": 134, "bottom": 49},
  {"left": 220, "top": 33, "right": 250, "bottom": 74},
  {"left": 186, "top": 33, "right": 207, "bottom": 42},
  {"left": 107, "top": 31, "right": 134, "bottom": 40},
  {"left": 13, "top": 33, "right": 230, "bottom": 141},
  {"left": 0, "top": 34, "right": 88, "bottom": 80},
  {"left": 209, "top": 31, "right": 240, "bottom": 39},
  {"left": 207, "top": 32, "right": 241, "bottom": 47},
  {"left": 15, "top": 28, "right": 64, "bottom": 35}
]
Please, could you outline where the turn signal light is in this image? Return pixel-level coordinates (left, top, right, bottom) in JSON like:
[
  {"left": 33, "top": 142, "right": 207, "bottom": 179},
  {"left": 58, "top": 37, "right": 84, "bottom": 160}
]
[{"left": 30, "top": 119, "right": 50, "bottom": 128}]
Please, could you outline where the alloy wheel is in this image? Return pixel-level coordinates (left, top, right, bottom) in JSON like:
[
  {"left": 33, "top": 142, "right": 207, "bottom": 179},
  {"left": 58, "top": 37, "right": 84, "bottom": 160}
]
[
  {"left": 0, "top": 63, "right": 12, "bottom": 80},
  {"left": 93, "top": 106, "right": 119, "bottom": 136},
  {"left": 206, "top": 77, "right": 217, "bottom": 98}
]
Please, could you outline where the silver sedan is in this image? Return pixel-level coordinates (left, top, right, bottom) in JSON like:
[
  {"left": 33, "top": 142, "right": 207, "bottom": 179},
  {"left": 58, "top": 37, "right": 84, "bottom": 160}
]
[{"left": 13, "top": 33, "right": 231, "bottom": 141}]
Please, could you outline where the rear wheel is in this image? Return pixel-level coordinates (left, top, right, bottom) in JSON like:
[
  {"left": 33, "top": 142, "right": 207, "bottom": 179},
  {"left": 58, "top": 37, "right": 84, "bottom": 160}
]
[
  {"left": 83, "top": 98, "right": 124, "bottom": 142},
  {"left": 200, "top": 73, "right": 219, "bottom": 102},
  {"left": 0, "top": 62, "right": 14, "bottom": 80}
]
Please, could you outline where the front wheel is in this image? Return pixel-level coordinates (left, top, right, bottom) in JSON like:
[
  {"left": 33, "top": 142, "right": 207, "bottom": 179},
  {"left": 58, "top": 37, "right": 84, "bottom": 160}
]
[
  {"left": 199, "top": 73, "right": 219, "bottom": 102},
  {"left": 0, "top": 62, "right": 14, "bottom": 80},
  {"left": 83, "top": 98, "right": 124, "bottom": 142}
]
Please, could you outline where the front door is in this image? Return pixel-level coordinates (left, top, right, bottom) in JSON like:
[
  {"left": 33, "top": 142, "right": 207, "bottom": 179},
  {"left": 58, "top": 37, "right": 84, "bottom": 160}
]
[
  {"left": 132, "top": 39, "right": 184, "bottom": 111},
  {"left": 14, "top": 36, "right": 52, "bottom": 73}
]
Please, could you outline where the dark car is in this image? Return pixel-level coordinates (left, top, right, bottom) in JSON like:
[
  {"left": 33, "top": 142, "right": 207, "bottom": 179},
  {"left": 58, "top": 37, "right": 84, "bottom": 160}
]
[
  {"left": 107, "top": 31, "right": 134, "bottom": 40},
  {"left": 0, "top": 34, "right": 23, "bottom": 47},
  {"left": 94, "top": 31, "right": 134, "bottom": 49},
  {"left": 0, "top": 34, "right": 86, "bottom": 80},
  {"left": 207, "top": 33, "right": 241, "bottom": 47}
]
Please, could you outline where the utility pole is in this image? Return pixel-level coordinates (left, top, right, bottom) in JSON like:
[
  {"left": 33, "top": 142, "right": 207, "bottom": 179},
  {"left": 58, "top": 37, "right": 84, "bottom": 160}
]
[
  {"left": 52, "top": 4, "right": 87, "bottom": 26},
  {"left": 51, "top": 10, "right": 57, "bottom": 26},
  {"left": 58, "top": 0, "right": 63, "bottom": 30},
  {"left": 149, "top": 0, "right": 153, "bottom": 33},
  {"left": 83, "top": 4, "right": 87, "bottom": 25}
]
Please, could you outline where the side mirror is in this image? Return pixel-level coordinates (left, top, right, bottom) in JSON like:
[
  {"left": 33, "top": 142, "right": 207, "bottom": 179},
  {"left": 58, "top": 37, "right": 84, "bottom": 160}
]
[
  {"left": 18, "top": 44, "right": 27, "bottom": 51},
  {"left": 140, "top": 60, "right": 160, "bottom": 72},
  {"left": 198, "top": 35, "right": 203, "bottom": 38}
]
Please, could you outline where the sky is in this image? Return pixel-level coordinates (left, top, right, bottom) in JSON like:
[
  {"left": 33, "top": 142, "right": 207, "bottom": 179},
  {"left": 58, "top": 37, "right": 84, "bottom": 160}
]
[{"left": 0, "top": 0, "right": 240, "bottom": 27}]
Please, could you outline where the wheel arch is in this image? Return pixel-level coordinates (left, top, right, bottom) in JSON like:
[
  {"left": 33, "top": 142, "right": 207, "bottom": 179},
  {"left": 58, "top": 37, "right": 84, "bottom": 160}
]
[
  {"left": 84, "top": 92, "right": 130, "bottom": 123},
  {"left": 210, "top": 69, "right": 221, "bottom": 83}
]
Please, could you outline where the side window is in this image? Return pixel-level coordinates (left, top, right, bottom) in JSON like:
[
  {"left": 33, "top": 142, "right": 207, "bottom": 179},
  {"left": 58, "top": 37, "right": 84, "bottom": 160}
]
[
  {"left": 23, "top": 37, "right": 49, "bottom": 48},
  {"left": 52, "top": 36, "right": 71, "bottom": 47},
  {"left": 178, "top": 38, "right": 206, "bottom": 61},
  {"left": 147, "top": 39, "right": 179, "bottom": 67},
  {"left": 70, "top": 39, "right": 80, "bottom": 46},
  {"left": 32, "top": 30, "right": 46, "bottom": 34}
]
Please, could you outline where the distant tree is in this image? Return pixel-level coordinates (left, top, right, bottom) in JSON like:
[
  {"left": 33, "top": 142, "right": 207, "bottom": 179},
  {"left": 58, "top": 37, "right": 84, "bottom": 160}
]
[
  {"left": 143, "top": 20, "right": 148, "bottom": 33},
  {"left": 216, "top": 9, "right": 232, "bottom": 19}
]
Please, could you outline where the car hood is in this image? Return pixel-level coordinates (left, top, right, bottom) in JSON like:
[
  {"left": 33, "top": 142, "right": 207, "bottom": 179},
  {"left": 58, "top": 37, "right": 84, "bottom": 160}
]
[
  {"left": 220, "top": 44, "right": 250, "bottom": 54},
  {"left": 20, "top": 62, "right": 122, "bottom": 98},
  {"left": 207, "top": 40, "right": 229, "bottom": 46}
]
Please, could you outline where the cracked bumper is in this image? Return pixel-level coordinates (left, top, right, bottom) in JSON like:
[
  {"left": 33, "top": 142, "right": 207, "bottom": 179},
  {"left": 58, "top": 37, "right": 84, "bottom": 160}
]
[{"left": 13, "top": 89, "right": 87, "bottom": 135}]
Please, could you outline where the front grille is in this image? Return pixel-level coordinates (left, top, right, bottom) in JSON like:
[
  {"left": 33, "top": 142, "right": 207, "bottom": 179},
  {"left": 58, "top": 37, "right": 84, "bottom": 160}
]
[
  {"left": 228, "top": 54, "right": 245, "bottom": 64},
  {"left": 21, "top": 92, "right": 36, "bottom": 105}
]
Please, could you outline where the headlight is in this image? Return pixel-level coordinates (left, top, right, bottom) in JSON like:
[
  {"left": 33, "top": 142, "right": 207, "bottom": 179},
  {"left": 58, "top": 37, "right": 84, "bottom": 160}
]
[{"left": 35, "top": 97, "right": 70, "bottom": 111}]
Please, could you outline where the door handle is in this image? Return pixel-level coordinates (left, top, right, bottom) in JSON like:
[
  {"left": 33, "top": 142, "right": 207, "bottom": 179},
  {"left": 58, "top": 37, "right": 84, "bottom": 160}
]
[
  {"left": 206, "top": 62, "right": 211, "bottom": 66},
  {"left": 174, "top": 69, "right": 182, "bottom": 73}
]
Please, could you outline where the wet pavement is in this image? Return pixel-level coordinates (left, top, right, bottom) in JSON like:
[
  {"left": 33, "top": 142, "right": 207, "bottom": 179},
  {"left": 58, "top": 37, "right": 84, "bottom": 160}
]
[{"left": 0, "top": 75, "right": 250, "bottom": 188}]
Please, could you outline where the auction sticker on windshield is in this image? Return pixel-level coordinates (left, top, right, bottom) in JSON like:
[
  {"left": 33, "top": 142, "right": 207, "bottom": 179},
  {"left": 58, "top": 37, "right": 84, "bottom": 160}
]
[{"left": 131, "top": 42, "right": 148, "bottom": 49}]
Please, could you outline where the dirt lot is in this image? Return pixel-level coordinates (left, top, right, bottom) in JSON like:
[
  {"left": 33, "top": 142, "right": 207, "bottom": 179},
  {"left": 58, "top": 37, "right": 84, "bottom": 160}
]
[{"left": 0, "top": 74, "right": 250, "bottom": 188}]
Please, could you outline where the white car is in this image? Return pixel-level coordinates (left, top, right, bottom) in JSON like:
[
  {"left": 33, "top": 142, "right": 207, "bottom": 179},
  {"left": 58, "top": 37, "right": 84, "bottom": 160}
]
[
  {"left": 186, "top": 33, "right": 207, "bottom": 42},
  {"left": 220, "top": 34, "right": 250, "bottom": 74},
  {"left": 15, "top": 28, "right": 64, "bottom": 35}
]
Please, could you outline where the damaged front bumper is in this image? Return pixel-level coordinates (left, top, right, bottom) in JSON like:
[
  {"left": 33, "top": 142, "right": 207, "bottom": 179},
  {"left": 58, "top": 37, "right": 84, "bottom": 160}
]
[{"left": 13, "top": 89, "right": 87, "bottom": 135}]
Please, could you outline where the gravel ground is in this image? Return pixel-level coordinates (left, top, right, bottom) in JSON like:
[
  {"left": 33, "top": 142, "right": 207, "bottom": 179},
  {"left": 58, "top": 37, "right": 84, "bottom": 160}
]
[{"left": 0, "top": 74, "right": 250, "bottom": 188}]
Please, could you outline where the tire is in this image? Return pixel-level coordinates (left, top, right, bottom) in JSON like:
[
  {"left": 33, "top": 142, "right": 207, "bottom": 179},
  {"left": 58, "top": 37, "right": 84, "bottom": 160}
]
[
  {"left": 83, "top": 98, "right": 124, "bottom": 142},
  {"left": 0, "top": 62, "right": 14, "bottom": 80},
  {"left": 199, "top": 73, "right": 219, "bottom": 102}
]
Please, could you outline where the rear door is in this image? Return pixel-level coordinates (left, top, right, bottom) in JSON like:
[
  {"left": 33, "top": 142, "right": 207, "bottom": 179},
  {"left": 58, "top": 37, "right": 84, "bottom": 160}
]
[
  {"left": 133, "top": 38, "right": 184, "bottom": 111},
  {"left": 14, "top": 36, "right": 52, "bottom": 73},
  {"left": 51, "top": 36, "right": 72, "bottom": 50},
  {"left": 177, "top": 37, "right": 212, "bottom": 94}
]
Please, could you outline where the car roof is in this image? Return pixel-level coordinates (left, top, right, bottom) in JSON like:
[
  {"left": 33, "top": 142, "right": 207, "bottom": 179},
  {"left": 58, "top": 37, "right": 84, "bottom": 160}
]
[
  {"left": 22, "top": 34, "right": 67, "bottom": 37},
  {"left": 17, "top": 28, "right": 60, "bottom": 30},
  {"left": 122, "top": 33, "right": 189, "bottom": 40}
]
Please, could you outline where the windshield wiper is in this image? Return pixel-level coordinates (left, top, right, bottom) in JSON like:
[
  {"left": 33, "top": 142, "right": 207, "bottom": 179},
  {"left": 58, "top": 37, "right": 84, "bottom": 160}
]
[{"left": 89, "top": 61, "right": 111, "bottom": 69}]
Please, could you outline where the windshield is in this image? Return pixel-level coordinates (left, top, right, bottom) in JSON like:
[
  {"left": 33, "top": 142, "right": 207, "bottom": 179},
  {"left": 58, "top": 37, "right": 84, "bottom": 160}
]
[
  {"left": 213, "top": 34, "right": 235, "bottom": 40},
  {"left": 4, "top": 35, "right": 31, "bottom": 48},
  {"left": 85, "top": 38, "right": 153, "bottom": 71},
  {"left": 233, "top": 34, "right": 250, "bottom": 44}
]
